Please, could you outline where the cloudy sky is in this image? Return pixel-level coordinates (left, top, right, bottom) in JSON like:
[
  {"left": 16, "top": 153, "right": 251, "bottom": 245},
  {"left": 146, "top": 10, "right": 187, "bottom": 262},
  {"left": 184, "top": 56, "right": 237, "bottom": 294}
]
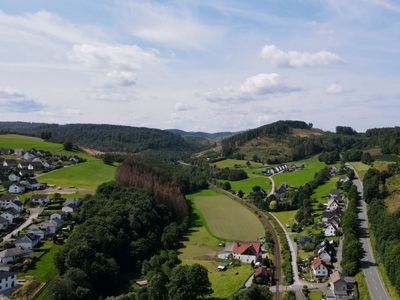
[{"left": 0, "top": 0, "right": 399, "bottom": 132}]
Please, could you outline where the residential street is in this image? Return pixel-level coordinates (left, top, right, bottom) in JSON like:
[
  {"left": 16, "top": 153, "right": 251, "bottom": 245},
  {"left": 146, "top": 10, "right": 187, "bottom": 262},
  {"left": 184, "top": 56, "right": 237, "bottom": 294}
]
[
  {"left": 3, "top": 207, "right": 44, "bottom": 241},
  {"left": 347, "top": 163, "right": 391, "bottom": 300}
]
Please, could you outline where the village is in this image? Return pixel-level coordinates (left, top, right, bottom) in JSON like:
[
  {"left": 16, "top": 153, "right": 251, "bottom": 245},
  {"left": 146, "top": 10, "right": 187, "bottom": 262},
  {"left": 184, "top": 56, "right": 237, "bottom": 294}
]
[{"left": 0, "top": 147, "right": 83, "bottom": 294}]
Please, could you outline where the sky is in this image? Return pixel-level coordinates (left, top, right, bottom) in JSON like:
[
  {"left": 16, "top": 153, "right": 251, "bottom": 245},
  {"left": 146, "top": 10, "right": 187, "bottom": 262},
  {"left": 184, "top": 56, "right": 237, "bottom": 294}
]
[{"left": 0, "top": 0, "right": 399, "bottom": 133}]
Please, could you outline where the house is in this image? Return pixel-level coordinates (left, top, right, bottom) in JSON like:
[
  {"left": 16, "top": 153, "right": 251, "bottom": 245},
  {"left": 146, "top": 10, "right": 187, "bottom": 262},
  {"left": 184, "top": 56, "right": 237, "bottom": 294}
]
[
  {"left": 298, "top": 235, "right": 317, "bottom": 248},
  {"left": 0, "top": 195, "right": 23, "bottom": 212},
  {"left": 324, "top": 223, "right": 338, "bottom": 237},
  {"left": 18, "top": 162, "right": 34, "bottom": 171},
  {"left": 8, "top": 172, "right": 21, "bottom": 182},
  {"left": 330, "top": 166, "right": 339, "bottom": 177},
  {"left": 330, "top": 189, "right": 341, "bottom": 199},
  {"left": 338, "top": 176, "right": 350, "bottom": 187},
  {"left": 32, "top": 157, "right": 42, "bottom": 163},
  {"left": 311, "top": 257, "right": 329, "bottom": 277},
  {"left": 326, "top": 271, "right": 356, "bottom": 300},
  {"left": 31, "top": 161, "right": 44, "bottom": 170},
  {"left": 253, "top": 266, "right": 273, "bottom": 284},
  {"left": 23, "top": 179, "right": 45, "bottom": 191},
  {"left": 1, "top": 208, "right": 20, "bottom": 223},
  {"left": 69, "top": 157, "right": 80, "bottom": 164},
  {"left": 2, "top": 160, "right": 18, "bottom": 168},
  {"left": 276, "top": 182, "right": 288, "bottom": 194},
  {"left": 218, "top": 241, "right": 262, "bottom": 263},
  {"left": 0, "top": 247, "right": 33, "bottom": 264},
  {"left": 38, "top": 219, "right": 63, "bottom": 234},
  {"left": 322, "top": 208, "right": 342, "bottom": 223},
  {"left": 327, "top": 198, "right": 341, "bottom": 211},
  {"left": 23, "top": 152, "right": 35, "bottom": 160},
  {"left": 62, "top": 206, "right": 74, "bottom": 214},
  {"left": 0, "top": 148, "right": 11, "bottom": 155},
  {"left": 13, "top": 149, "right": 23, "bottom": 156},
  {"left": 0, "top": 217, "right": 9, "bottom": 230},
  {"left": 14, "top": 234, "right": 40, "bottom": 249},
  {"left": 27, "top": 225, "right": 46, "bottom": 240},
  {"left": 0, "top": 271, "right": 16, "bottom": 293},
  {"left": 50, "top": 213, "right": 62, "bottom": 220},
  {"left": 328, "top": 215, "right": 341, "bottom": 228},
  {"left": 31, "top": 194, "right": 50, "bottom": 205},
  {"left": 317, "top": 241, "right": 336, "bottom": 263},
  {"left": 8, "top": 183, "right": 25, "bottom": 194}
]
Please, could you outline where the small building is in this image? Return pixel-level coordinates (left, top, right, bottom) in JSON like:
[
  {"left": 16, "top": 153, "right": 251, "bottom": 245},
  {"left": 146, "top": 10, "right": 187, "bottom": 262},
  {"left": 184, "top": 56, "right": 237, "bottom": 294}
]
[
  {"left": 0, "top": 247, "right": 33, "bottom": 264},
  {"left": 50, "top": 213, "right": 62, "bottom": 220},
  {"left": 64, "top": 199, "right": 81, "bottom": 208},
  {"left": 23, "top": 152, "right": 35, "bottom": 161},
  {"left": 27, "top": 225, "right": 46, "bottom": 240},
  {"left": 1, "top": 208, "right": 20, "bottom": 223},
  {"left": 322, "top": 208, "right": 342, "bottom": 223},
  {"left": 62, "top": 206, "right": 74, "bottom": 214},
  {"left": 338, "top": 176, "right": 350, "bottom": 188},
  {"left": 311, "top": 257, "right": 329, "bottom": 277},
  {"left": 14, "top": 234, "right": 40, "bottom": 249},
  {"left": 38, "top": 219, "right": 63, "bottom": 235},
  {"left": 326, "top": 271, "right": 356, "bottom": 300},
  {"left": 324, "top": 223, "right": 338, "bottom": 237},
  {"left": 253, "top": 266, "right": 273, "bottom": 284},
  {"left": 8, "top": 173, "right": 21, "bottom": 182},
  {"left": 218, "top": 241, "right": 262, "bottom": 264},
  {"left": 8, "top": 183, "right": 25, "bottom": 194},
  {"left": 327, "top": 198, "right": 341, "bottom": 211},
  {"left": 31, "top": 194, "right": 50, "bottom": 206},
  {"left": 13, "top": 149, "right": 24, "bottom": 156},
  {"left": 0, "top": 271, "right": 16, "bottom": 293}
]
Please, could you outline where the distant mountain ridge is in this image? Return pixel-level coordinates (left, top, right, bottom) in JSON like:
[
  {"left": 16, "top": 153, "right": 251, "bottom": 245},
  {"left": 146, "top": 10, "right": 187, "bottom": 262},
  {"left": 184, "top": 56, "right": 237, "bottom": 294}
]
[{"left": 166, "top": 129, "right": 236, "bottom": 141}]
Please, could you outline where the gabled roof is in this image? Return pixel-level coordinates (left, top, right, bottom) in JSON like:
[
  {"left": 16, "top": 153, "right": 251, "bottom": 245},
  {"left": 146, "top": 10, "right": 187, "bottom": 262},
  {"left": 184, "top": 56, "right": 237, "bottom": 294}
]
[
  {"left": 15, "top": 233, "right": 39, "bottom": 244},
  {"left": 5, "top": 207, "right": 20, "bottom": 216},
  {"left": 298, "top": 235, "right": 316, "bottom": 246},
  {"left": 312, "top": 257, "right": 327, "bottom": 269},
  {"left": 322, "top": 208, "right": 342, "bottom": 219},
  {"left": 232, "top": 241, "right": 261, "bottom": 256},
  {"left": 0, "top": 216, "right": 8, "bottom": 224},
  {"left": 0, "top": 195, "right": 18, "bottom": 202},
  {"left": 0, "top": 247, "right": 32, "bottom": 258},
  {"left": 0, "top": 271, "right": 15, "bottom": 280}
]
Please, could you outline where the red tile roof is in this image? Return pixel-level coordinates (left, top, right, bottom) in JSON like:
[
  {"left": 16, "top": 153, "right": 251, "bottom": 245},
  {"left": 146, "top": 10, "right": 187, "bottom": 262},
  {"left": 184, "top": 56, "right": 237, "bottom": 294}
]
[
  {"left": 232, "top": 241, "right": 261, "bottom": 255},
  {"left": 312, "top": 257, "right": 326, "bottom": 269}
]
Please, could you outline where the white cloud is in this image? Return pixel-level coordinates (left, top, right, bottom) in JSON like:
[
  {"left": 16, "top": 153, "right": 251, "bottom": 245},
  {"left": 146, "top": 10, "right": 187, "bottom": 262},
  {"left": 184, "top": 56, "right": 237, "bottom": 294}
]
[
  {"left": 106, "top": 71, "right": 136, "bottom": 87},
  {"left": 260, "top": 44, "right": 343, "bottom": 68},
  {"left": 205, "top": 73, "right": 300, "bottom": 103},
  {"left": 174, "top": 102, "right": 193, "bottom": 111},
  {"left": 326, "top": 83, "right": 344, "bottom": 94},
  {"left": 121, "top": 1, "right": 224, "bottom": 50},
  {"left": 0, "top": 87, "right": 44, "bottom": 112}
]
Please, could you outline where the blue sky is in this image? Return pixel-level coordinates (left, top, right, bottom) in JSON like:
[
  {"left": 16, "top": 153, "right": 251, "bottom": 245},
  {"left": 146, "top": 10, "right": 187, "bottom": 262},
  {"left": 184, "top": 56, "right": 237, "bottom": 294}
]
[{"left": 0, "top": 0, "right": 399, "bottom": 132}]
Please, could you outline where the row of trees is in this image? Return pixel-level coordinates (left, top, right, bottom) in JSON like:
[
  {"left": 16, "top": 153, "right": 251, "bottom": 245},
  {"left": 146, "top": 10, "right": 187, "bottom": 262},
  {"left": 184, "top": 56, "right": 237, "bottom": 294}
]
[{"left": 364, "top": 167, "right": 400, "bottom": 294}]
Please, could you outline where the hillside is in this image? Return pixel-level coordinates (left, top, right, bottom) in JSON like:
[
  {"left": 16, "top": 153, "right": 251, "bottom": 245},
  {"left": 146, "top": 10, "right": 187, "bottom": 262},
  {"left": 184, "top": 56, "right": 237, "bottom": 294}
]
[
  {"left": 0, "top": 122, "right": 210, "bottom": 160},
  {"left": 167, "top": 129, "right": 235, "bottom": 141}
]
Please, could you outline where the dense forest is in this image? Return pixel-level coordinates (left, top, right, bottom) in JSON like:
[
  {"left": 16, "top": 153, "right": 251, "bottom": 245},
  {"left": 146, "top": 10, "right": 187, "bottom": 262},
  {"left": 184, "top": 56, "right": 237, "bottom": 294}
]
[
  {"left": 0, "top": 122, "right": 209, "bottom": 160},
  {"left": 363, "top": 166, "right": 400, "bottom": 294}
]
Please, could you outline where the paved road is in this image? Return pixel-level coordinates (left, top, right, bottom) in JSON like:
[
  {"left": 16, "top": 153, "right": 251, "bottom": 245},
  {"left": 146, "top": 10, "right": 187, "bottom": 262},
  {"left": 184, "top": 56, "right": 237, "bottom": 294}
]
[
  {"left": 347, "top": 163, "right": 391, "bottom": 300},
  {"left": 3, "top": 207, "right": 44, "bottom": 241}
]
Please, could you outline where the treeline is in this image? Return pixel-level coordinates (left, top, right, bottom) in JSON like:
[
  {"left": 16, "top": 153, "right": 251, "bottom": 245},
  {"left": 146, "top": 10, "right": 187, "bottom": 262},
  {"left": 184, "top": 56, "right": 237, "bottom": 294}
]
[
  {"left": 115, "top": 157, "right": 189, "bottom": 221},
  {"left": 0, "top": 122, "right": 209, "bottom": 160},
  {"left": 50, "top": 182, "right": 189, "bottom": 299},
  {"left": 364, "top": 166, "right": 400, "bottom": 294},
  {"left": 341, "top": 183, "right": 363, "bottom": 276},
  {"left": 319, "top": 149, "right": 374, "bottom": 165},
  {"left": 214, "top": 168, "right": 248, "bottom": 181}
]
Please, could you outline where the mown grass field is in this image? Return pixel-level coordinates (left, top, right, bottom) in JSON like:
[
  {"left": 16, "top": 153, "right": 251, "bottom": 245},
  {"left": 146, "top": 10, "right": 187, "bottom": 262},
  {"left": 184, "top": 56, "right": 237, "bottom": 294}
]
[
  {"left": 350, "top": 162, "right": 370, "bottom": 181},
  {"left": 188, "top": 189, "right": 264, "bottom": 241},
  {"left": 180, "top": 190, "right": 255, "bottom": 298},
  {"left": 273, "top": 156, "right": 326, "bottom": 187},
  {"left": 210, "top": 159, "right": 263, "bottom": 169},
  {"left": 311, "top": 177, "right": 338, "bottom": 209},
  {"left": 0, "top": 134, "right": 93, "bottom": 160},
  {"left": 309, "top": 291, "right": 323, "bottom": 300},
  {"left": 38, "top": 160, "right": 116, "bottom": 190},
  {"left": 222, "top": 175, "right": 271, "bottom": 195}
]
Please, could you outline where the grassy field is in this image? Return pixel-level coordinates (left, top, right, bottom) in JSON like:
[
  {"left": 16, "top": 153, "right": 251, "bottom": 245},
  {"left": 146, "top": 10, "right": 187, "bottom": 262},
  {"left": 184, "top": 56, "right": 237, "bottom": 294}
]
[
  {"left": 354, "top": 272, "right": 372, "bottom": 300},
  {"left": 309, "top": 291, "right": 323, "bottom": 300},
  {"left": 350, "top": 162, "right": 370, "bottom": 181},
  {"left": 273, "top": 156, "right": 326, "bottom": 187},
  {"left": 385, "top": 175, "right": 400, "bottom": 213},
  {"left": 0, "top": 134, "right": 93, "bottom": 160},
  {"left": 272, "top": 210, "right": 297, "bottom": 228},
  {"left": 38, "top": 160, "right": 116, "bottom": 190},
  {"left": 180, "top": 190, "right": 255, "bottom": 298},
  {"left": 311, "top": 177, "right": 338, "bottom": 209},
  {"left": 210, "top": 159, "right": 263, "bottom": 169},
  {"left": 187, "top": 189, "right": 265, "bottom": 241},
  {"left": 223, "top": 175, "right": 271, "bottom": 195}
]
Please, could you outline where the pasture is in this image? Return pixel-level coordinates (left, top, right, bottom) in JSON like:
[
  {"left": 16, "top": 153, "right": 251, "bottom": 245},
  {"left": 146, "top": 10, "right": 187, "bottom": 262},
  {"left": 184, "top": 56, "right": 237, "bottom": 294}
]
[
  {"left": 187, "top": 189, "right": 265, "bottom": 241},
  {"left": 38, "top": 160, "right": 116, "bottom": 190},
  {"left": 210, "top": 159, "right": 263, "bottom": 169},
  {"left": 311, "top": 177, "right": 338, "bottom": 209},
  {"left": 0, "top": 134, "right": 93, "bottom": 160},
  {"left": 223, "top": 175, "right": 271, "bottom": 195},
  {"left": 350, "top": 162, "right": 370, "bottom": 180},
  {"left": 273, "top": 156, "right": 326, "bottom": 187}
]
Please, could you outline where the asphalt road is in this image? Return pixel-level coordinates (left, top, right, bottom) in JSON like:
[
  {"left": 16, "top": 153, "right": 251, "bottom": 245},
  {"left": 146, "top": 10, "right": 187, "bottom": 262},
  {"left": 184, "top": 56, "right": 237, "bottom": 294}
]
[
  {"left": 3, "top": 207, "right": 44, "bottom": 241},
  {"left": 347, "top": 164, "right": 391, "bottom": 300}
]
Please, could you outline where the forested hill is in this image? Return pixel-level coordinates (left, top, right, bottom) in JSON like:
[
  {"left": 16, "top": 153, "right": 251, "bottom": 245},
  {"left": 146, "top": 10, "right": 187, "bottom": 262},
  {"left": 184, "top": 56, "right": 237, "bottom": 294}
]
[
  {"left": 167, "top": 129, "right": 235, "bottom": 141},
  {"left": 0, "top": 122, "right": 209, "bottom": 159}
]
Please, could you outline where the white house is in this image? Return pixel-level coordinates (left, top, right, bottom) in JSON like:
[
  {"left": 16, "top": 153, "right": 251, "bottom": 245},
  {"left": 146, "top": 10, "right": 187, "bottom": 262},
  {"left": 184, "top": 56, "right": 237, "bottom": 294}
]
[
  {"left": 62, "top": 206, "right": 74, "bottom": 214},
  {"left": 23, "top": 152, "right": 35, "bottom": 160},
  {"left": 218, "top": 241, "right": 262, "bottom": 264},
  {"left": 8, "top": 184, "right": 25, "bottom": 194},
  {"left": 0, "top": 195, "right": 21, "bottom": 210},
  {"left": 31, "top": 194, "right": 50, "bottom": 205},
  {"left": 0, "top": 247, "right": 33, "bottom": 264},
  {"left": 14, "top": 234, "right": 40, "bottom": 249},
  {"left": 312, "top": 257, "right": 329, "bottom": 277},
  {"left": 324, "top": 223, "right": 338, "bottom": 237},
  {"left": 327, "top": 198, "right": 340, "bottom": 211},
  {"left": 1, "top": 208, "right": 20, "bottom": 223},
  {"left": 0, "top": 217, "right": 8, "bottom": 231},
  {"left": 38, "top": 219, "right": 63, "bottom": 235},
  {"left": 8, "top": 173, "right": 21, "bottom": 182},
  {"left": 0, "top": 271, "right": 16, "bottom": 293},
  {"left": 50, "top": 213, "right": 62, "bottom": 220},
  {"left": 27, "top": 225, "right": 46, "bottom": 240},
  {"left": 13, "top": 149, "right": 23, "bottom": 156}
]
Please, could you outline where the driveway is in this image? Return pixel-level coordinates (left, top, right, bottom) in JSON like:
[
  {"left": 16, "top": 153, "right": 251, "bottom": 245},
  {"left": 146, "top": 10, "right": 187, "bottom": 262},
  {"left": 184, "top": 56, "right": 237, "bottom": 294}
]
[
  {"left": 3, "top": 207, "right": 44, "bottom": 241},
  {"left": 346, "top": 163, "right": 391, "bottom": 300}
]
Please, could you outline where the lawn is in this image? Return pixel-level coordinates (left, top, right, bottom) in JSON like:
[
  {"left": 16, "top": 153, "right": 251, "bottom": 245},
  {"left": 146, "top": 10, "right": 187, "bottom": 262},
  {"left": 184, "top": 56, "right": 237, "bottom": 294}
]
[
  {"left": 187, "top": 189, "right": 265, "bottom": 241},
  {"left": 222, "top": 175, "right": 271, "bottom": 195},
  {"left": 180, "top": 190, "right": 255, "bottom": 298},
  {"left": 210, "top": 159, "right": 263, "bottom": 169},
  {"left": 272, "top": 210, "right": 297, "bottom": 228},
  {"left": 311, "top": 177, "right": 338, "bottom": 209},
  {"left": 0, "top": 134, "right": 93, "bottom": 160},
  {"left": 350, "top": 162, "right": 370, "bottom": 181},
  {"left": 309, "top": 290, "right": 323, "bottom": 300},
  {"left": 273, "top": 156, "right": 326, "bottom": 187},
  {"left": 38, "top": 160, "right": 116, "bottom": 190}
]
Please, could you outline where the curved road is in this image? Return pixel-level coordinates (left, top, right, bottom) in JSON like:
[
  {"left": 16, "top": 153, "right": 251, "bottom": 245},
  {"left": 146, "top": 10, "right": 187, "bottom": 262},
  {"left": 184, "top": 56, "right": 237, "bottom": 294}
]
[{"left": 347, "top": 163, "right": 390, "bottom": 300}]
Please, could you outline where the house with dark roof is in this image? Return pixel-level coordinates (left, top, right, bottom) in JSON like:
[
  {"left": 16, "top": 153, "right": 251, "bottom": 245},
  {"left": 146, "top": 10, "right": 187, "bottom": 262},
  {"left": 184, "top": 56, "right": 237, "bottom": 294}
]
[
  {"left": 14, "top": 234, "right": 40, "bottom": 249},
  {"left": 1, "top": 208, "right": 20, "bottom": 223},
  {"left": 0, "top": 195, "right": 23, "bottom": 213},
  {"left": 27, "top": 225, "right": 46, "bottom": 240},
  {"left": 253, "top": 266, "right": 273, "bottom": 284},
  {"left": 0, "top": 217, "right": 9, "bottom": 231},
  {"left": 322, "top": 208, "right": 342, "bottom": 223},
  {"left": 326, "top": 271, "right": 356, "bottom": 300},
  {"left": 38, "top": 219, "right": 63, "bottom": 235},
  {"left": 0, "top": 247, "right": 33, "bottom": 264},
  {"left": 298, "top": 235, "right": 317, "bottom": 248},
  {"left": 8, "top": 183, "right": 25, "bottom": 194},
  {"left": 0, "top": 271, "right": 16, "bottom": 293},
  {"left": 31, "top": 194, "right": 50, "bottom": 205}
]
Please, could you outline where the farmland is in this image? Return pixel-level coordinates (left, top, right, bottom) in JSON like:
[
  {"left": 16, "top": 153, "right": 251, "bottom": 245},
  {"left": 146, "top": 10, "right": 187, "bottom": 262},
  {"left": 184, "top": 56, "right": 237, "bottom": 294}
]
[
  {"left": 210, "top": 159, "right": 263, "bottom": 169},
  {"left": 273, "top": 156, "right": 326, "bottom": 187},
  {"left": 180, "top": 189, "right": 257, "bottom": 298}
]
